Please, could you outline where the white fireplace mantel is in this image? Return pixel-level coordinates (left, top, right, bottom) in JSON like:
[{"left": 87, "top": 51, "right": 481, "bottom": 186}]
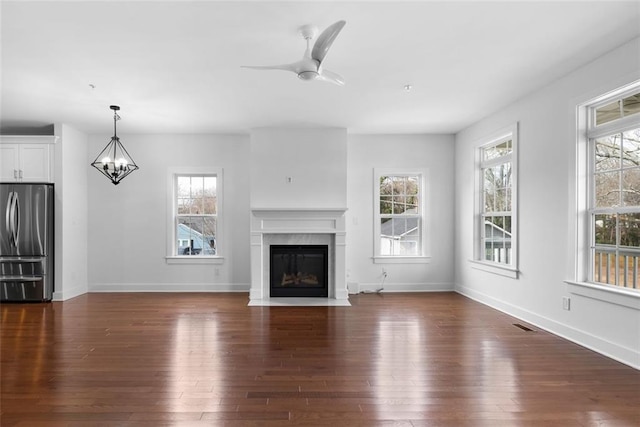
[{"left": 249, "top": 208, "right": 348, "bottom": 301}]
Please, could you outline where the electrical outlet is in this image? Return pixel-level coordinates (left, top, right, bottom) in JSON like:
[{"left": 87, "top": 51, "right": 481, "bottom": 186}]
[{"left": 562, "top": 297, "right": 571, "bottom": 311}]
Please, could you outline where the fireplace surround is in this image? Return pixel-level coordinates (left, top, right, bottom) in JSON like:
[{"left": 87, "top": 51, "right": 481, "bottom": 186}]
[{"left": 249, "top": 208, "right": 348, "bottom": 302}]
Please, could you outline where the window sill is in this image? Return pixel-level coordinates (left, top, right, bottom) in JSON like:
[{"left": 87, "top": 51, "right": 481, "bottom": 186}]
[
  {"left": 469, "top": 260, "right": 519, "bottom": 279},
  {"left": 565, "top": 280, "right": 639, "bottom": 310},
  {"left": 165, "top": 256, "right": 225, "bottom": 265},
  {"left": 373, "top": 256, "right": 431, "bottom": 264}
]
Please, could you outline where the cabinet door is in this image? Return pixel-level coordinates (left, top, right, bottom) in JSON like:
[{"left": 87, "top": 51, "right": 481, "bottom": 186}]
[
  {"left": 0, "top": 144, "right": 19, "bottom": 181},
  {"left": 19, "top": 144, "right": 51, "bottom": 182}
]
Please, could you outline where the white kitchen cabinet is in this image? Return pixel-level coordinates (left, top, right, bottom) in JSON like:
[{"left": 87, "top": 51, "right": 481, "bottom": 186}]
[{"left": 0, "top": 136, "right": 57, "bottom": 182}]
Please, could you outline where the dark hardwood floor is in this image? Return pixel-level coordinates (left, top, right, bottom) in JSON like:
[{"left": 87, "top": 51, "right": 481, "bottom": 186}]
[{"left": 1, "top": 292, "right": 638, "bottom": 426}]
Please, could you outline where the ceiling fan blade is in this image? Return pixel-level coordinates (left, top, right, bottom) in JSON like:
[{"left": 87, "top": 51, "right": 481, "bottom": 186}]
[
  {"left": 318, "top": 69, "right": 345, "bottom": 86},
  {"left": 311, "top": 20, "right": 346, "bottom": 65},
  {"left": 241, "top": 63, "right": 298, "bottom": 73}
]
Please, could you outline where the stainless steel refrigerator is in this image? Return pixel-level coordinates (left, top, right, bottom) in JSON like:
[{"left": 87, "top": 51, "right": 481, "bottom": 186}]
[{"left": 1, "top": 183, "right": 54, "bottom": 302}]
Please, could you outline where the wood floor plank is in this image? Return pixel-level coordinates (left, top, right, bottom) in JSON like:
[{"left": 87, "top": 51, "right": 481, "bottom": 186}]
[{"left": 2, "top": 292, "right": 639, "bottom": 426}]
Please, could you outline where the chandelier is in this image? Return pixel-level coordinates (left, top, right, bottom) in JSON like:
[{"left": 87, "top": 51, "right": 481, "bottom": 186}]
[{"left": 91, "top": 105, "right": 139, "bottom": 185}]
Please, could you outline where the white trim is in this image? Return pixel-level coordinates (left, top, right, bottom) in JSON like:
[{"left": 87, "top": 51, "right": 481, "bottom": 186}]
[
  {"left": 354, "top": 282, "right": 454, "bottom": 293},
  {"left": 165, "top": 256, "right": 225, "bottom": 265},
  {"left": 565, "top": 280, "right": 640, "bottom": 310},
  {"left": 89, "top": 282, "right": 249, "bottom": 292},
  {"left": 0, "top": 135, "right": 58, "bottom": 144},
  {"left": 468, "top": 259, "right": 519, "bottom": 279},
  {"left": 372, "top": 256, "right": 431, "bottom": 264}
]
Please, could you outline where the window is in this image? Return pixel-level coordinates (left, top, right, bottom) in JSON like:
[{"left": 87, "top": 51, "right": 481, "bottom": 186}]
[
  {"left": 473, "top": 123, "right": 518, "bottom": 276},
  {"left": 588, "top": 88, "right": 640, "bottom": 290},
  {"left": 167, "top": 168, "right": 223, "bottom": 264},
  {"left": 373, "top": 169, "right": 429, "bottom": 263}
]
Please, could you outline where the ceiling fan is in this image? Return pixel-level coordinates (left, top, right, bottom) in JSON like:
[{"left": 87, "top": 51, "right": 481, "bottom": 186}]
[{"left": 241, "top": 20, "right": 346, "bottom": 86}]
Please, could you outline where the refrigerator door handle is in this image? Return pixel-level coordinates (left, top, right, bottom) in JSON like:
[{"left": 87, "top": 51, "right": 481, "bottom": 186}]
[
  {"left": 12, "top": 192, "right": 20, "bottom": 246},
  {"left": 6, "top": 192, "right": 16, "bottom": 246}
]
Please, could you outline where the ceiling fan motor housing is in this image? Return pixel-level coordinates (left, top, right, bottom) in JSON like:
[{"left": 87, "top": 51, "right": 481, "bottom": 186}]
[{"left": 298, "top": 70, "right": 319, "bottom": 81}]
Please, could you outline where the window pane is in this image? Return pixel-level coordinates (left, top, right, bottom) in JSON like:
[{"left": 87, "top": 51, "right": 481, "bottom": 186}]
[
  {"left": 483, "top": 188, "right": 494, "bottom": 213},
  {"left": 177, "top": 176, "right": 191, "bottom": 214},
  {"left": 622, "top": 129, "right": 640, "bottom": 168},
  {"left": 192, "top": 176, "right": 205, "bottom": 214},
  {"left": 617, "top": 251, "right": 640, "bottom": 288},
  {"left": 380, "top": 217, "right": 419, "bottom": 256},
  {"left": 593, "top": 250, "right": 616, "bottom": 285},
  {"left": 483, "top": 168, "right": 496, "bottom": 212},
  {"left": 596, "top": 100, "right": 621, "bottom": 126},
  {"left": 483, "top": 163, "right": 511, "bottom": 213},
  {"left": 594, "top": 171, "right": 620, "bottom": 207},
  {"left": 177, "top": 216, "right": 217, "bottom": 255},
  {"left": 622, "top": 93, "right": 640, "bottom": 118},
  {"left": 483, "top": 216, "right": 511, "bottom": 264},
  {"left": 177, "top": 176, "right": 191, "bottom": 198},
  {"left": 202, "top": 217, "right": 217, "bottom": 255},
  {"left": 594, "top": 214, "right": 616, "bottom": 246},
  {"left": 504, "top": 215, "right": 512, "bottom": 234},
  {"left": 595, "top": 135, "right": 621, "bottom": 172},
  {"left": 483, "top": 139, "right": 512, "bottom": 160},
  {"left": 203, "top": 177, "right": 217, "bottom": 214},
  {"left": 619, "top": 213, "right": 640, "bottom": 248},
  {"left": 380, "top": 196, "right": 392, "bottom": 214},
  {"left": 622, "top": 168, "right": 640, "bottom": 206},
  {"left": 380, "top": 176, "right": 419, "bottom": 215},
  {"left": 496, "top": 189, "right": 508, "bottom": 212}
]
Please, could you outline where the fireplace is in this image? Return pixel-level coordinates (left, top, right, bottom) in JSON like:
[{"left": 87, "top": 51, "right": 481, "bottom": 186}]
[
  {"left": 249, "top": 208, "right": 348, "bottom": 302},
  {"left": 270, "top": 245, "right": 328, "bottom": 297}
]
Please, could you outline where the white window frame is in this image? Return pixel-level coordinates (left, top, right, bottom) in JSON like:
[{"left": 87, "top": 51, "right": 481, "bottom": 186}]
[
  {"left": 373, "top": 168, "right": 430, "bottom": 264},
  {"left": 470, "top": 123, "right": 519, "bottom": 278},
  {"left": 567, "top": 81, "right": 640, "bottom": 309},
  {"left": 584, "top": 84, "right": 640, "bottom": 292},
  {"left": 166, "top": 167, "right": 224, "bottom": 265}
]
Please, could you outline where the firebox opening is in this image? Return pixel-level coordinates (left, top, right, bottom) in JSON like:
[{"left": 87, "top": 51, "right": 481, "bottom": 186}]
[{"left": 270, "top": 245, "right": 329, "bottom": 297}]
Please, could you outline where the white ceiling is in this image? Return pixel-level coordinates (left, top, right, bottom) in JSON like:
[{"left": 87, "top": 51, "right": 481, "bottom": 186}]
[{"left": 2, "top": 1, "right": 639, "bottom": 135}]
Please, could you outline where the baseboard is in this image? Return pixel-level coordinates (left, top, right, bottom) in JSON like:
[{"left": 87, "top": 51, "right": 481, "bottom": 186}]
[
  {"left": 52, "top": 285, "right": 88, "bottom": 301},
  {"left": 350, "top": 282, "right": 455, "bottom": 294},
  {"left": 456, "top": 284, "right": 639, "bottom": 370},
  {"left": 89, "top": 282, "right": 251, "bottom": 293}
]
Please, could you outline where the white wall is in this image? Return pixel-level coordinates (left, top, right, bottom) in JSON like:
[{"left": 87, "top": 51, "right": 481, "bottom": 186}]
[
  {"left": 87, "top": 134, "right": 251, "bottom": 292},
  {"left": 53, "top": 123, "right": 89, "bottom": 300},
  {"left": 347, "top": 134, "right": 456, "bottom": 292},
  {"left": 454, "top": 37, "right": 640, "bottom": 368},
  {"left": 85, "top": 129, "right": 456, "bottom": 296},
  {"left": 250, "top": 128, "right": 347, "bottom": 208}
]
